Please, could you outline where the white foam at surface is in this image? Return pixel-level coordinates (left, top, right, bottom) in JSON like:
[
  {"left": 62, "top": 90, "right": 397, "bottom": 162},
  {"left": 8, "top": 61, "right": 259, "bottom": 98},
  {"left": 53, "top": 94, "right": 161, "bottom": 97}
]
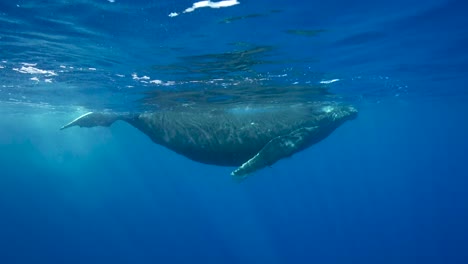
[
  {"left": 170, "top": 0, "right": 239, "bottom": 17},
  {"left": 319, "top": 79, "right": 340, "bottom": 84},
  {"left": 21, "top": 62, "right": 37, "bottom": 67},
  {"left": 13, "top": 66, "right": 57, "bottom": 76},
  {"left": 30, "top": 77, "right": 39, "bottom": 82},
  {"left": 184, "top": 0, "right": 239, "bottom": 13},
  {"left": 132, "top": 73, "right": 150, "bottom": 80},
  {"left": 150, "top": 80, "right": 163, "bottom": 84}
]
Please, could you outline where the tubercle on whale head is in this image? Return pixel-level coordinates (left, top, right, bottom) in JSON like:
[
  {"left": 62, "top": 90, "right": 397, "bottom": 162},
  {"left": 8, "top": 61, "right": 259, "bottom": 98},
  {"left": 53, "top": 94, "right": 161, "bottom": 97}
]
[
  {"left": 320, "top": 103, "right": 358, "bottom": 122},
  {"left": 335, "top": 106, "right": 358, "bottom": 122},
  {"left": 345, "top": 106, "right": 358, "bottom": 120}
]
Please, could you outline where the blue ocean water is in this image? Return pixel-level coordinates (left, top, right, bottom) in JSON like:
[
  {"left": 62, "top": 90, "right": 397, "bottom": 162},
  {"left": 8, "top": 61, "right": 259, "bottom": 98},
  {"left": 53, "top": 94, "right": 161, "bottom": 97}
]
[{"left": 1, "top": 0, "right": 468, "bottom": 263}]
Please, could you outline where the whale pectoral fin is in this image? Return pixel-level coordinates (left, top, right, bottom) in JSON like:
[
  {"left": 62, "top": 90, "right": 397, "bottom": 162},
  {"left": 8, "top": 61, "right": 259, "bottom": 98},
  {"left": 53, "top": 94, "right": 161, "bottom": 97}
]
[
  {"left": 231, "top": 126, "right": 318, "bottom": 180},
  {"left": 60, "top": 112, "right": 121, "bottom": 130}
]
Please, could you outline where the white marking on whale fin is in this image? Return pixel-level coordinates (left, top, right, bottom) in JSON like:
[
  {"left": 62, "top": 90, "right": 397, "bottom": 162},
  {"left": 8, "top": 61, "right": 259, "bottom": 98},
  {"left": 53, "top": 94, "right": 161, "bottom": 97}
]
[
  {"left": 60, "top": 112, "right": 94, "bottom": 130},
  {"left": 60, "top": 112, "right": 120, "bottom": 130},
  {"left": 231, "top": 126, "right": 318, "bottom": 180}
]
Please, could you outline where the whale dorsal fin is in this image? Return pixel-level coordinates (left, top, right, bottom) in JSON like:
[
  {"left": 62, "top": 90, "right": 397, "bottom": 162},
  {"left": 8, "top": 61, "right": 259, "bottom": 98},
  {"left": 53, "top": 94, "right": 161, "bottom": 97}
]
[
  {"left": 231, "top": 126, "right": 318, "bottom": 180},
  {"left": 60, "top": 112, "right": 121, "bottom": 130}
]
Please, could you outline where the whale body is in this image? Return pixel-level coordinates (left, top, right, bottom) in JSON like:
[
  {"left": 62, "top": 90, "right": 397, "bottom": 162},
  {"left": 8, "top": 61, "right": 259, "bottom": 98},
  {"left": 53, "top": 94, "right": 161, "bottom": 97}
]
[{"left": 61, "top": 101, "right": 357, "bottom": 179}]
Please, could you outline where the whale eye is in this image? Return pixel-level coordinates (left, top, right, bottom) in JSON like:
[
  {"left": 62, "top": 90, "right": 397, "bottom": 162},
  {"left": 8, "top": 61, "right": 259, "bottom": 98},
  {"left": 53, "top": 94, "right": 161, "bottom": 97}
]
[{"left": 322, "top": 106, "right": 334, "bottom": 113}]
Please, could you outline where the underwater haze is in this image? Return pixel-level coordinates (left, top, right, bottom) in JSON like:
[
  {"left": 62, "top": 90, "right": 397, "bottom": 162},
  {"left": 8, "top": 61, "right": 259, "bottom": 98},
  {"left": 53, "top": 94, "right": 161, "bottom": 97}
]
[{"left": 1, "top": 0, "right": 468, "bottom": 263}]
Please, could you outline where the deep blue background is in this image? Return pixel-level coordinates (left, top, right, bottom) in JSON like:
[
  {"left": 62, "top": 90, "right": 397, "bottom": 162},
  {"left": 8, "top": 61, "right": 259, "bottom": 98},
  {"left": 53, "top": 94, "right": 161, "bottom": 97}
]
[
  {"left": 1, "top": 0, "right": 468, "bottom": 263},
  {"left": 1, "top": 98, "right": 467, "bottom": 263}
]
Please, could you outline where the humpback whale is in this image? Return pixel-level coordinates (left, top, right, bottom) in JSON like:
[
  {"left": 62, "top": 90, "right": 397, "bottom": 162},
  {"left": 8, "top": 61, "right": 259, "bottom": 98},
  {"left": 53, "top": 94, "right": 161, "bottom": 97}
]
[{"left": 61, "top": 101, "right": 357, "bottom": 179}]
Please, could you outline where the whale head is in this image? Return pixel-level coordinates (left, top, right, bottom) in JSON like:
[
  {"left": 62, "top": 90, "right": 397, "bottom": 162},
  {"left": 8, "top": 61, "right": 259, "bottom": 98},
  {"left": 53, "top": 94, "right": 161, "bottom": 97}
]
[{"left": 319, "top": 102, "right": 358, "bottom": 123}]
